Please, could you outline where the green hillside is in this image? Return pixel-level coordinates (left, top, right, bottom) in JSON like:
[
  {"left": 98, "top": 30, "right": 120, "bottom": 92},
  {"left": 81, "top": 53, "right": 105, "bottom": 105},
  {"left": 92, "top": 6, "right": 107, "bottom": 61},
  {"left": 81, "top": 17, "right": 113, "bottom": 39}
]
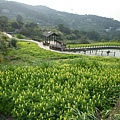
[{"left": 0, "top": 0, "right": 120, "bottom": 34}]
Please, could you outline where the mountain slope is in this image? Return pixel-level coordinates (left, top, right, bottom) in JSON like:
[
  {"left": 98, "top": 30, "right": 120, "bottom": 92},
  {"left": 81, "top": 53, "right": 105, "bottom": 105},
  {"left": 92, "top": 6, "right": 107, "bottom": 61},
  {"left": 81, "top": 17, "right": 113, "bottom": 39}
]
[{"left": 0, "top": 0, "right": 120, "bottom": 33}]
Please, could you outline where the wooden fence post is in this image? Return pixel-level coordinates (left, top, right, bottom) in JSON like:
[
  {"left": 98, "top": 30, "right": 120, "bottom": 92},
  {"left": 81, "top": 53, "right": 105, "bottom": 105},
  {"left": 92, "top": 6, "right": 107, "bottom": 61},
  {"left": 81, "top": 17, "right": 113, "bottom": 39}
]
[{"left": 114, "top": 52, "right": 116, "bottom": 56}]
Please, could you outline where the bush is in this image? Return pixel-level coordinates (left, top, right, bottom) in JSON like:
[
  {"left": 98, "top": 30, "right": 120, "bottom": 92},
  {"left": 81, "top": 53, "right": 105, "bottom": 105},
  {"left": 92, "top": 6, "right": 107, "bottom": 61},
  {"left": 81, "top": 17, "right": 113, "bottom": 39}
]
[
  {"left": 80, "top": 39, "right": 90, "bottom": 44},
  {"left": 0, "top": 54, "right": 3, "bottom": 62},
  {"left": 16, "top": 34, "right": 24, "bottom": 39},
  {"left": 0, "top": 32, "right": 8, "bottom": 51},
  {"left": 9, "top": 38, "right": 17, "bottom": 48}
]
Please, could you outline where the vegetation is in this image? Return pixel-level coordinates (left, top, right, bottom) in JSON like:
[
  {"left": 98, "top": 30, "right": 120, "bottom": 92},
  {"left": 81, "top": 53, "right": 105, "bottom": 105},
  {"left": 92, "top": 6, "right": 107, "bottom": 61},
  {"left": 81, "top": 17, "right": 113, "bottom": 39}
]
[
  {"left": 1, "top": 15, "right": 120, "bottom": 42},
  {"left": 0, "top": 32, "right": 18, "bottom": 62},
  {"left": 0, "top": 32, "right": 8, "bottom": 51},
  {"left": 67, "top": 42, "right": 120, "bottom": 48},
  {"left": 0, "top": 1, "right": 120, "bottom": 119},
  {"left": 1, "top": 0, "right": 120, "bottom": 33},
  {"left": 0, "top": 35, "right": 120, "bottom": 119},
  {"left": 0, "top": 55, "right": 120, "bottom": 120},
  {"left": 0, "top": 0, "right": 120, "bottom": 42}
]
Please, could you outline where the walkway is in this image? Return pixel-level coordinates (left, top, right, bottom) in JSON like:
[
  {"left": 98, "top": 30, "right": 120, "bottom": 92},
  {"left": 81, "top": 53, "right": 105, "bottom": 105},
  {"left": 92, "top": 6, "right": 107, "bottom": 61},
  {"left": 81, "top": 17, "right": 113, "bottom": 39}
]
[
  {"left": 21, "top": 40, "right": 120, "bottom": 57},
  {"left": 4, "top": 33, "right": 120, "bottom": 57}
]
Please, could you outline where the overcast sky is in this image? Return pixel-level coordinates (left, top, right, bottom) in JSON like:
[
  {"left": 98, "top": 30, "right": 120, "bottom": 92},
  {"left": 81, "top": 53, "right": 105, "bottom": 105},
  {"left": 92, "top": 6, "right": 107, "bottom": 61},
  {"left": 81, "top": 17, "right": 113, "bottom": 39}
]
[{"left": 8, "top": 0, "right": 120, "bottom": 21}]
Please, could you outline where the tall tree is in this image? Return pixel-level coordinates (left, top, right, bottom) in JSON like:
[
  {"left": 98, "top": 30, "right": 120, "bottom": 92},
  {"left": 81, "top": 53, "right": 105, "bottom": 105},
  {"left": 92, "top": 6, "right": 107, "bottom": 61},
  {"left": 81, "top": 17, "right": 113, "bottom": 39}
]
[
  {"left": 57, "top": 24, "right": 71, "bottom": 34},
  {"left": 87, "top": 30, "right": 100, "bottom": 41},
  {"left": 16, "top": 15, "right": 24, "bottom": 29},
  {"left": 16, "top": 15, "right": 23, "bottom": 24},
  {"left": 11, "top": 22, "right": 20, "bottom": 29},
  {"left": 0, "top": 16, "right": 8, "bottom": 31}
]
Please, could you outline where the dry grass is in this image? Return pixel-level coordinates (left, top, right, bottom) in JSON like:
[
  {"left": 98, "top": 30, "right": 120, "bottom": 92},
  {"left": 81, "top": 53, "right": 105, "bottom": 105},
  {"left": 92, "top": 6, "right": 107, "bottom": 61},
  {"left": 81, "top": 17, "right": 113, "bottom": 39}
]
[{"left": 106, "top": 98, "right": 120, "bottom": 120}]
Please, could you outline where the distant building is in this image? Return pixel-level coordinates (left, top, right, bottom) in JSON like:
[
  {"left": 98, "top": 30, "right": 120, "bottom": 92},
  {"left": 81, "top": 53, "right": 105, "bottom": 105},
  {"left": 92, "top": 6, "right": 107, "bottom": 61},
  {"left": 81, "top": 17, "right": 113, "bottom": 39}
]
[
  {"left": 2, "top": 9, "right": 9, "bottom": 13},
  {"left": 105, "top": 29, "right": 111, "bottom": 32},
  {"left": 116, "top": 27, "right": 120, "bottom": 31},
  {"left": 105, "top": 27, "right": 113, "bottom": 32}
]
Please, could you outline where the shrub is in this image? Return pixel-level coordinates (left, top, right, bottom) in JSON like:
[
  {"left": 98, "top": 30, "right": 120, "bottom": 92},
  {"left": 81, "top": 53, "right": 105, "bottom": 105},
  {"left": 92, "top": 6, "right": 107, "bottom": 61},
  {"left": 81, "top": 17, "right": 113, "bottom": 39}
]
[
  {"left": 10, "top": 38, "right": 17, "bottom": 48},
  {"left": 16, "top": 34, "right": 24, "bottom": 39},
  {"left": 0, "top": 54, "right": 3, "bottom": 62}
]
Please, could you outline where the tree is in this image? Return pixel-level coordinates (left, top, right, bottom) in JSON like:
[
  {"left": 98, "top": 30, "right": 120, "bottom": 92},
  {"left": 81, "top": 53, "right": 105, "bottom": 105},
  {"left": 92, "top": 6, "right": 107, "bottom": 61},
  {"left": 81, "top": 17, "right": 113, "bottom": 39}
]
[
  {"left": 0, "top": 32, "right": 8, "bottom": 52},
  {"left": 10, "top": 38, "right": 17, "bottom": 48},
  {"left": 87, "top": 30, "right": 100, "bottom": 41},
  {"left": 16, "top": 15, "right": 23, "bottom": 24},
  {"left": 25, "top": 22, "right": 38, "bottom": 29},
  {"left": 16, "top": 15, "right": 24, "bottom": 29},
  {"left": 20, "top": 22, "right": 42, "bottom": 39},
  {"left": 11, "top": 22, "right": 20, "bottom": 29},
  {"left": 0, "top": 16, "right": 8, "bottom": 31},
  {"left": 57, "top": 24, "right": 71, "bottom": 34}
]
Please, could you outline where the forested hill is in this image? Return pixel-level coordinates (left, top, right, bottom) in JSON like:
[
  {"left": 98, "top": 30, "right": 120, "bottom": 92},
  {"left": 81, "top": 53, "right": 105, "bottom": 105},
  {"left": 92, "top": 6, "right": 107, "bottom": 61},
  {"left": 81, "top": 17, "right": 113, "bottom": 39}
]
[{"left": 0, "top": 0, "right": 120, "bottom": 33}]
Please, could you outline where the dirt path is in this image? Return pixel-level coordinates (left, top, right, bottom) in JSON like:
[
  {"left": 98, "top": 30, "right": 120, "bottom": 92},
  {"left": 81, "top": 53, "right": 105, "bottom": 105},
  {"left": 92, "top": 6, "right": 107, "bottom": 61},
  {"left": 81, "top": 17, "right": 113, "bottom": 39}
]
[
  {"left": 18, "top": 39, "right": 80, "bottom": 54},
  {"left": 3, "top": 32, "right": 12, "bottom": 38},
  {"left": 4, "top": 33, "right": 120, "bottom": 58},
  {"left": 4, "top": 32, "right": 80, "bottom": 54},
  {"left": 106, "top": 98, "right": 120, "bottom": 120}
]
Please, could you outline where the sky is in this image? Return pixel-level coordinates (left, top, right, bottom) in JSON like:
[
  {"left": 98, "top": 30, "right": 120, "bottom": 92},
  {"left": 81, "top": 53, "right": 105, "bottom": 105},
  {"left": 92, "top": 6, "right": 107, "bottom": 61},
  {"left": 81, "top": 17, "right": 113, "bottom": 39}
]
[{"left": 8, "top": 0, "right": 120, "bottom": 21}]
